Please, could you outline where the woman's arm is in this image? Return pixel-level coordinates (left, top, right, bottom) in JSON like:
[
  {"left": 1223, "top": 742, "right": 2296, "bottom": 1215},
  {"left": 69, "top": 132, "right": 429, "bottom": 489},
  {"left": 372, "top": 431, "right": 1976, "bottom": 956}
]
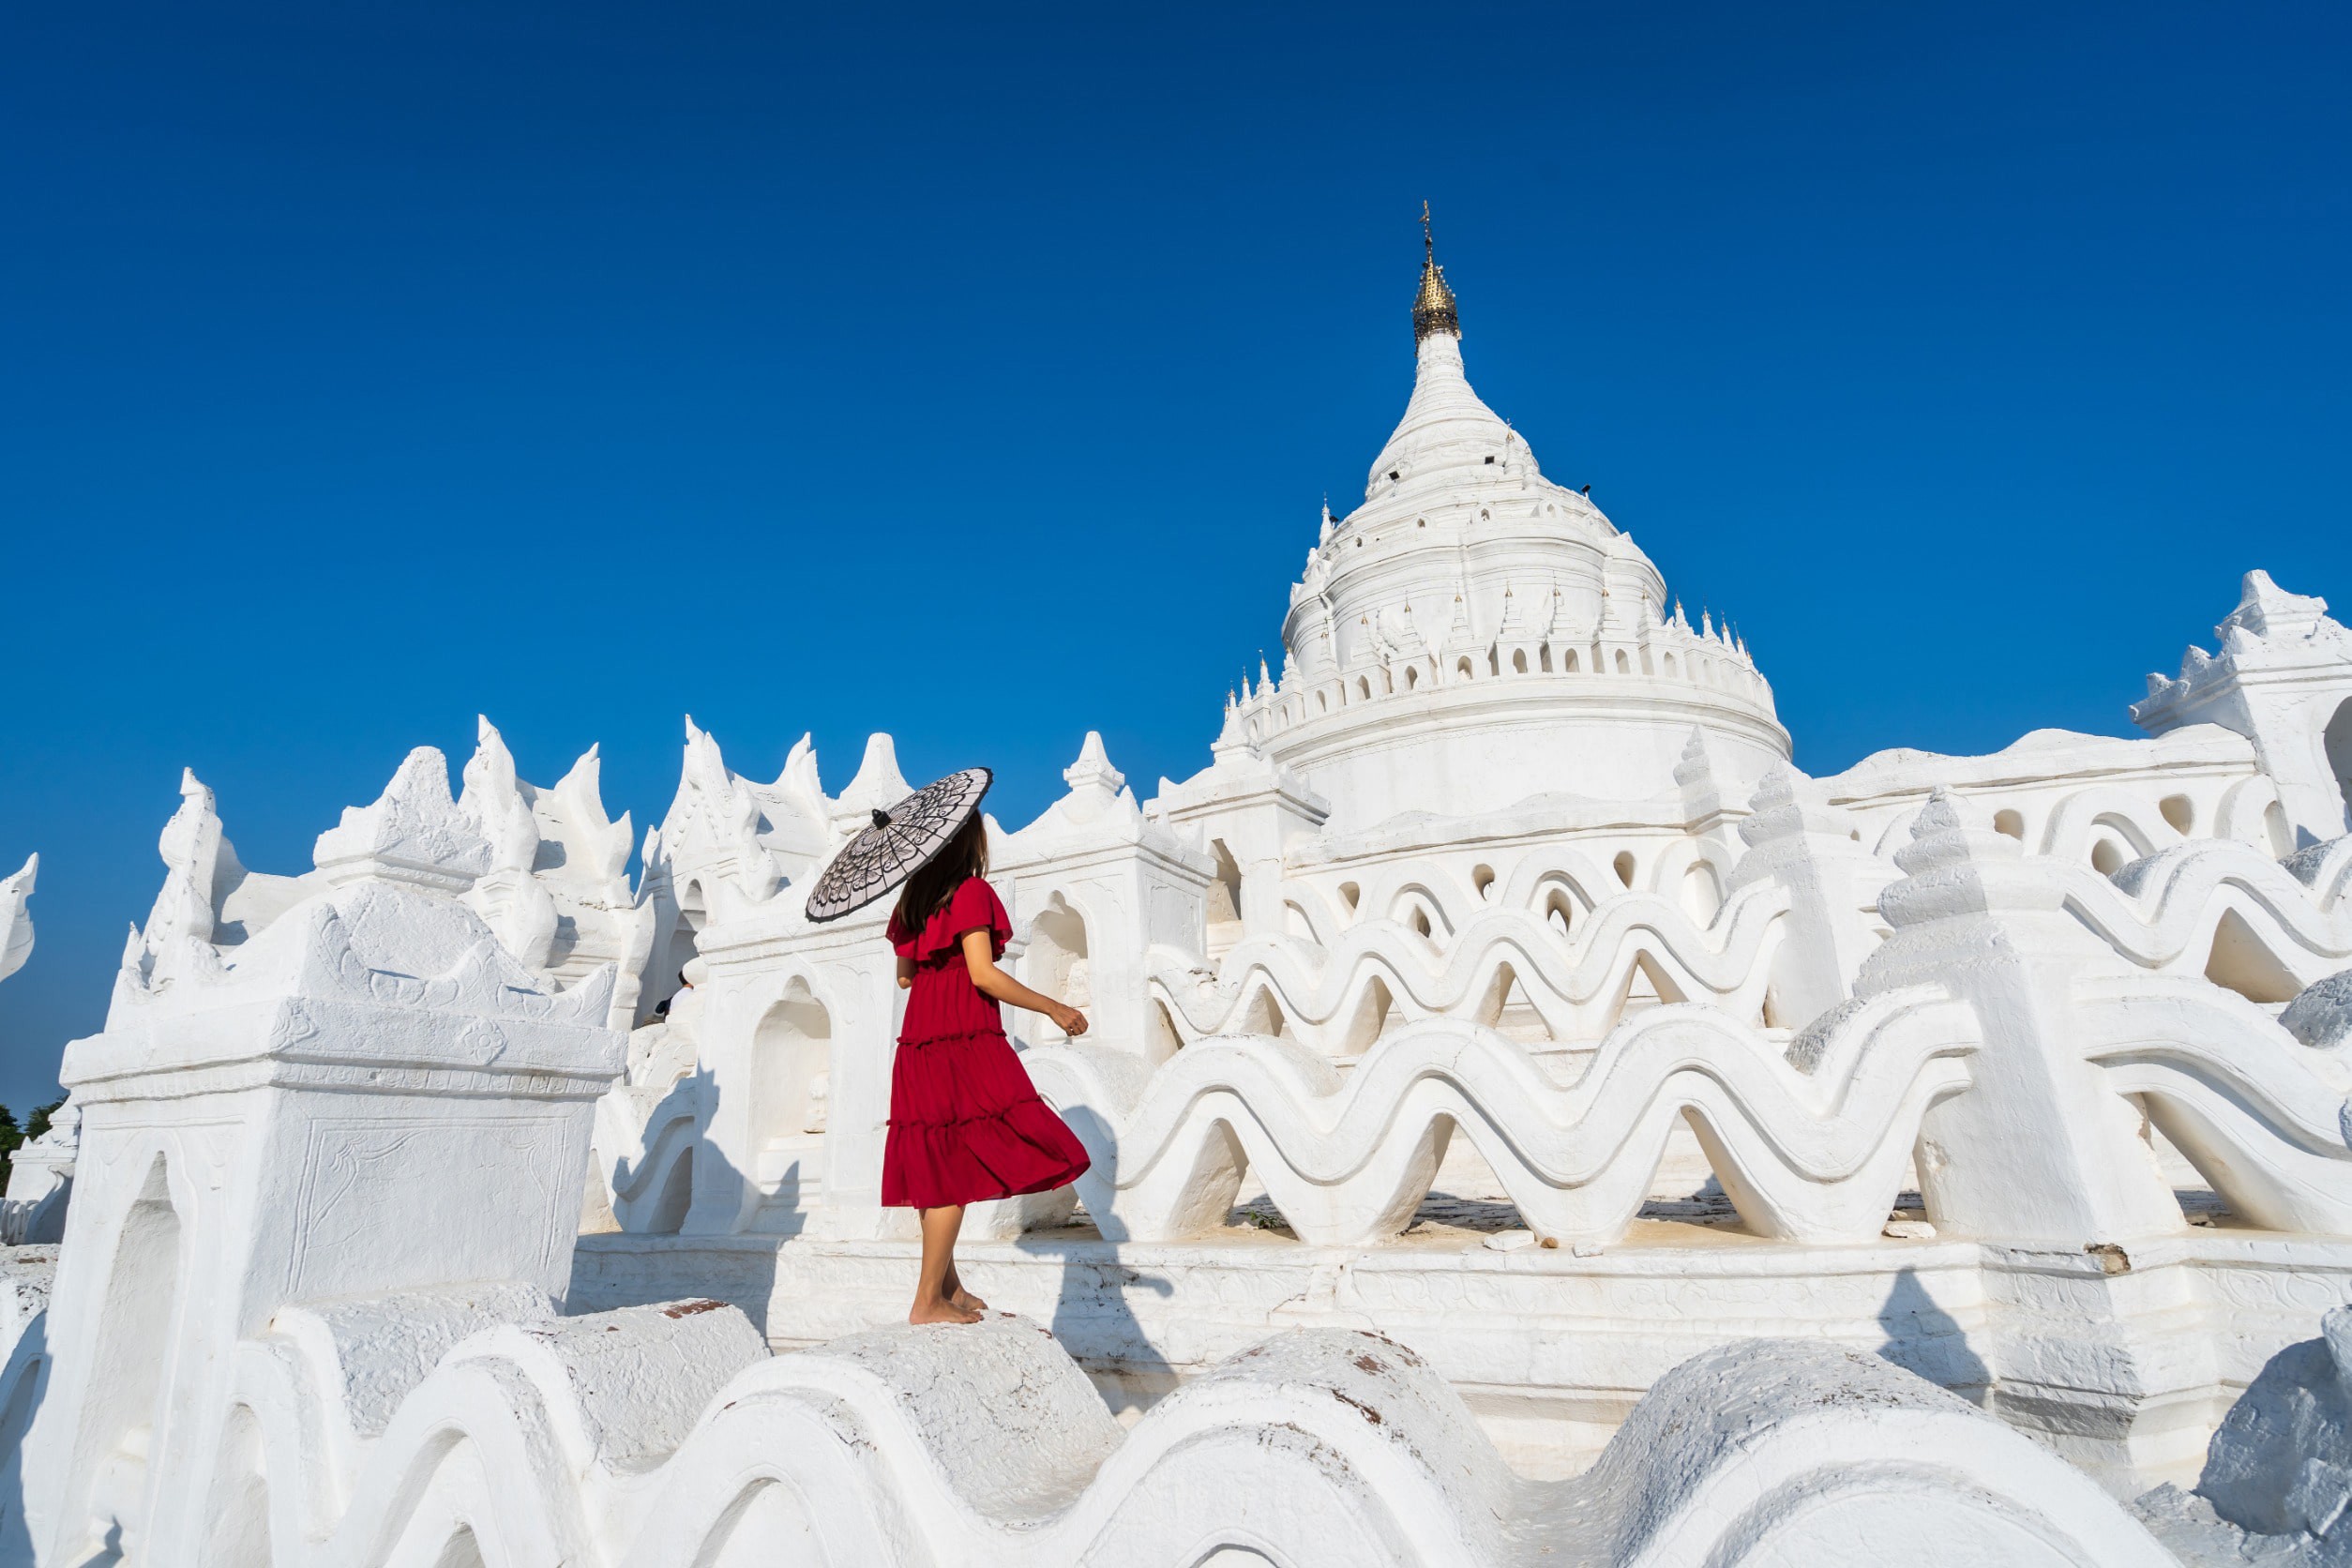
[
  {"left": 960, "top": 928, "right": 1088, "bottom": 1035},
  {"left": 897, "top": 956, "right": 915, "bottom": 990}
]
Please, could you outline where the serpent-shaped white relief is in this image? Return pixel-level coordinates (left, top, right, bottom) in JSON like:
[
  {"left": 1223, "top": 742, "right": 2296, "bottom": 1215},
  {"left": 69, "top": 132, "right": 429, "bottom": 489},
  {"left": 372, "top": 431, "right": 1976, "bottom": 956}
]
[
  {"left": 1025, "top": 991, "right": 1978, "bottom": 1247},
  {"left": 2075, "top": 974, "right": 2352, "bottom": 1235},
  {"left": 2074, "top": 835, "right": 2352, "bottom": 991},
  {"left": 1149, "top": 882, "right": 1790, "bottom": 1053},
  {"left": 188, "top": 1304, "right": 2176, "bottom": 1568}
]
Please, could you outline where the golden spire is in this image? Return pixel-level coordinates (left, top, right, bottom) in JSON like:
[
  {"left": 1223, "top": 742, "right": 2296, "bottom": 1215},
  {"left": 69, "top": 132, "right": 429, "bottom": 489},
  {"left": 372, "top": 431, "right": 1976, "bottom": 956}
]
[{"left": 1412, "top": 200, "right": 1460, "bottom": 342}]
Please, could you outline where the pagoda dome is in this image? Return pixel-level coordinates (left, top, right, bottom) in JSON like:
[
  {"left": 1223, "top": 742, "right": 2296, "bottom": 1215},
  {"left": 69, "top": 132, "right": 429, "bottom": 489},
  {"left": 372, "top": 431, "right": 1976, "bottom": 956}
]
[{"left": 1224, "top": 213, "right": 1789, "bottom": 829}]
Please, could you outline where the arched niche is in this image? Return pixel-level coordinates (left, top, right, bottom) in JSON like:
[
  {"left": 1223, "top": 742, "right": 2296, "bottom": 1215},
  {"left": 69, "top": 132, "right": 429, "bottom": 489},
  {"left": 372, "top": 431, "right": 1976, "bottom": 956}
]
[
  {"left": 69, "top": 1153, "right": 186, "bottom": 1549},
  {"left": 1025, "top": 893, "right": 1093, "bottom": 1044},
  {"left": 1679, "top": 859, "right": 1725, "bottom": 925},
  {"left": 201, "top": 1404, "right": 272, "bottom": 1567},
  {"left": 748, "top": 981, "right": 832, "bottom": 1225},
  {"left": 751, "top": 980, "right": 832, "bottom": 1149},
  {"left": 650, "top": 877, "right": 707, "bottom": 1021},
  {"left": 1204, "top": 840, "right": 1244, "bottom": 957}
]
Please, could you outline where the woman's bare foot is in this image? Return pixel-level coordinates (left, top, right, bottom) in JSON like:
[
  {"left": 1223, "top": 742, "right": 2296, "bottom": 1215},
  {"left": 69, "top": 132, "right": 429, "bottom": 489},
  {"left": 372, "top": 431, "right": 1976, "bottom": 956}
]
[
  {"left": 942, "top": 1270, "right": 988, "bottom": 1314},
  {"left": 909, "top": 1295, "right": 982, "bottom": 1326}
]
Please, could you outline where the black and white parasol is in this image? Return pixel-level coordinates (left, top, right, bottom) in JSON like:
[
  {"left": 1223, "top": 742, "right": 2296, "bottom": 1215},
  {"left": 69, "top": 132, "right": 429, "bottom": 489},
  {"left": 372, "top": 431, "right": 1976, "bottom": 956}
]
[{"left": 803, "top": 767, "right": 992, "bottom": 923}]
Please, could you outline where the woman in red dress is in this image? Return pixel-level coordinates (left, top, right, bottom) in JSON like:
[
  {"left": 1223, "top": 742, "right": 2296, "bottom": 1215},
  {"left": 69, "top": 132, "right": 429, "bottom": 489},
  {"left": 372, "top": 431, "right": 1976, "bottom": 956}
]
[{"left": 883, "top": 812, "right": 1092, "bottom": 1325}]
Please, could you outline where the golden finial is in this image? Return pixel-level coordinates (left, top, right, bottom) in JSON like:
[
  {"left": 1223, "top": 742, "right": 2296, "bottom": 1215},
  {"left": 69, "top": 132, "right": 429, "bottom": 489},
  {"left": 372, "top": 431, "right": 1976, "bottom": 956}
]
[{"left": 1412, "top": 201, "right": 1459, "bottom": 343}]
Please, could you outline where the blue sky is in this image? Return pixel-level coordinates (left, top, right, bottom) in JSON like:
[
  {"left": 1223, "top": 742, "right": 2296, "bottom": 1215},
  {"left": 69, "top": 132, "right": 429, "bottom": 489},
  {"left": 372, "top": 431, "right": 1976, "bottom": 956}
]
[{"left": 2, "top": 1, "right": 2346, "bottom": 1111}]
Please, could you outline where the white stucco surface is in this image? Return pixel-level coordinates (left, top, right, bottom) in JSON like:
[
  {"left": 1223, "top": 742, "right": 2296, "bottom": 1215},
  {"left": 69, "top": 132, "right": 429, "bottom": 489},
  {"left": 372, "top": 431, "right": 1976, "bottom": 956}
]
[{"left": 6, "top": 241, "right": 2352, "bottom": 1563}]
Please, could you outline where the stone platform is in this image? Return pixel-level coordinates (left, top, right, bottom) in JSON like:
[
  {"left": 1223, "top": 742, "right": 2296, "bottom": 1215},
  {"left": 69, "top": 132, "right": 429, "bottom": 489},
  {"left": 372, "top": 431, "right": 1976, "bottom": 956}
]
[{"left": 569, "top": 1215, "right": 2352, "bottom": 1490}]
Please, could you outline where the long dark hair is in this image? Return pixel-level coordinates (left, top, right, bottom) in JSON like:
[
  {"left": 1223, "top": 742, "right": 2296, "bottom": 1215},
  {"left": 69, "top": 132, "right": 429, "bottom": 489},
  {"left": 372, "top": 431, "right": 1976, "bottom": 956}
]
[{"left": 892, "top": 811, "right": 988, "bottom": 933}]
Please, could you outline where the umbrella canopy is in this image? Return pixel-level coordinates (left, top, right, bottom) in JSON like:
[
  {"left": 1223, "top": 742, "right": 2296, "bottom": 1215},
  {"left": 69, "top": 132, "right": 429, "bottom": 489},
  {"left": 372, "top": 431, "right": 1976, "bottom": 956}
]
[{"left": 803, "top": 766, "right": 992, "bottom": 924}]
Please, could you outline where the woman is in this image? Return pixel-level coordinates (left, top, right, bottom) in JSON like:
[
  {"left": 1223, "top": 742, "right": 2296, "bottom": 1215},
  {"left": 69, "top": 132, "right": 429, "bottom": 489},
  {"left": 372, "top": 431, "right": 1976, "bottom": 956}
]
[{"left": 883, "top": 812, "right": 1092, "bottom": 1325}]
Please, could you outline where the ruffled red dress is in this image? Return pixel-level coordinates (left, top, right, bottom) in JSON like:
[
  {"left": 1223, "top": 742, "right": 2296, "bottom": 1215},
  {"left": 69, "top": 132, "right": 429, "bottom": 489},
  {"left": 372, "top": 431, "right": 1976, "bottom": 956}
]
[{"left": 882, "top": 877, "right": 1091, "bottom": 1209}]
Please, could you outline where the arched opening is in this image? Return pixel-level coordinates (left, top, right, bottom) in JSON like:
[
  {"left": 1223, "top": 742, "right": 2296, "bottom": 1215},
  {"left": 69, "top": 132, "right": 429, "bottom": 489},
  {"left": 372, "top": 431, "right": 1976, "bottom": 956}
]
[
  {"left": 646, "top": 1147, "right": 693, "bottom": 1234},
  {"left": 1316, "top": 691, "right": 1327, "bottom": 714},
  {"left": 748, "top": 981, "right": 831, "bottom": 1225},
  {"left": 1663, "top": 654, "right": 1678, "bottom": 679},
  {"left": 1410, "top": 905, "right": 1432, "bottom": 938},
  {"left": 652, "top": 878, "right": 706, "bottom": 1022},
  {"left": 1144, "top": 999, "right": 1185, "bottom": 1065},
  {"left": 1680, "top": 861, "right": 1724, "bottom": 924},
  {"left": 1456, "top": 657, "right": 1474, "bottom": 681},
  {"left": 1205, "top": 840, "right": 1245, "bottom": 957},
  {"left": 2159, "top": 793, "right": 2195, "bottom": 836},
  {"left": 1237, "top": 987, "right": 1295, "bottom": 1042},
  {"left": 1512, "top": 648, "right": 1529, "bottom": 674},
  {"left": 1471, "top": 864, "right": 1496, "bottom": 899},
  {"left": 1561, "top": 648, "right": 1578, "bottom": 672},
  {"left": 1405, "top": 666, "right": 1420, "bottom": 691},
  {"left": 1025, "top": 894, "right": 1092, "bottom": 1043},
  {"left": 201, "top": 1405, "right": 271, "bottom": 1568},
  {"left": 1476, "top": 961, "right": 1551, "bottom": 1044},
  {"left": 431, "top": 1529, "right": 489, "bottom": 1568},
  {"left": 2327, "top": 698, "right": 2352, "bottom": 828},
  {"left": 701, "top": 1480, "right": 824, "bottom": 1565},
  {"left": 1613, "top": 649, "right": 1631, "bottom": 674},
  {"left": 1357, "top": 676, "right": 1372, "bottom": 701},
  {"left": 2264, "top": 801, "right": 2295, "bottom": 858},
  {"left": 1607, "top": 951, "right": 1686, "bottom": 1029},
  {"left": 1337, "top": 881, "right": 1361, "bottom": 916},
  {"left": 2203, "top": 909, "right": 2303, "bottom": 1003},
  {"left": 69, "top": 1153, "right": 185, "bottom": 1555},
  {"left": 1339, "top": 975, "right": 1395, "bottom": 1054},
  {"left": 1487, "top": 648, "right": 1500, "bottom": 676},
  {"left": 1613, "top": 851, "right": 1637, "bottom": 888},
  {"left": 1544, "top": 886, "right": 1576, "bottom": 936},
  {"left": 2091, "top": 838, "right": 2128, "bottom": 877},
  {"left": 1993, "top": 808, "right": 2026, "bottom": 841}
]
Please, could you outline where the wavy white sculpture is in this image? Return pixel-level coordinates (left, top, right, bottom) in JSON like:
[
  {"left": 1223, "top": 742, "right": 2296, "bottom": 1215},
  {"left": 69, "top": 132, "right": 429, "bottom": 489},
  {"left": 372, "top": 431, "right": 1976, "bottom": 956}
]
[{"left": 4, "top": 232, "right": 2352, "bottom": 1563}]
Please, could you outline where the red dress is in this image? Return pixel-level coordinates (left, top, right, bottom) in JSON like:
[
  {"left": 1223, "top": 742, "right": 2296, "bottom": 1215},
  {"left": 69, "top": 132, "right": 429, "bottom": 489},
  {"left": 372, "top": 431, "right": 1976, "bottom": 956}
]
[{"left": 882, "top": 877, "right": 1091, "bottom": 1209}]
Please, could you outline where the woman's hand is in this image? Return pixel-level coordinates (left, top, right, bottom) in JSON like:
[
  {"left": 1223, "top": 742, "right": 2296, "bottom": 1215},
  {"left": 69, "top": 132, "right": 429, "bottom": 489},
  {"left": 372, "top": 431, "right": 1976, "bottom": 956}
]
[{"left": 962, "top": 928, "right": 1093, "bottom": 1038}]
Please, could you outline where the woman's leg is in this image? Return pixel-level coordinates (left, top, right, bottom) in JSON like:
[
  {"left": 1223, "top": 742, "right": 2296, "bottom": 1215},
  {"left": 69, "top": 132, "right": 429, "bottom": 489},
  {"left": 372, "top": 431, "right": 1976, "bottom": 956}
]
[{"left": 910, "top": 1204, "right": 979, "bottom": 1324}]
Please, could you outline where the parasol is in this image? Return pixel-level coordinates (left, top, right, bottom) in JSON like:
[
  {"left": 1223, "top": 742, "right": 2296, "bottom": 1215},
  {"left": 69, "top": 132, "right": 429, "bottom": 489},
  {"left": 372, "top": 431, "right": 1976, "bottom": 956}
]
[{"left": 803, "top": 766, "right": 992, "bottom": 923}]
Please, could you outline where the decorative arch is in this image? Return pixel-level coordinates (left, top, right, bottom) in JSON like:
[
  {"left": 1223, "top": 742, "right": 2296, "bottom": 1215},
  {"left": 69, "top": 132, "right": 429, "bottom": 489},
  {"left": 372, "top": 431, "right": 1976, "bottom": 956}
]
[
  {"left": 63, "top": 1152, "right": 188, "bottom": 1545},
  {"left": 1024, "top": 892, "right": 1093, "bottom": 1042}
]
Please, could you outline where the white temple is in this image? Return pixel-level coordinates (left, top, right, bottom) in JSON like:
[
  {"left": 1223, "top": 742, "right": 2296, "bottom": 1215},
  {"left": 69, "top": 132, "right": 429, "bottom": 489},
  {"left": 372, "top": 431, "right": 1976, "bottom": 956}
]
[{"left": 4, "top": 231, "right": 2352, "bottom": 1566}]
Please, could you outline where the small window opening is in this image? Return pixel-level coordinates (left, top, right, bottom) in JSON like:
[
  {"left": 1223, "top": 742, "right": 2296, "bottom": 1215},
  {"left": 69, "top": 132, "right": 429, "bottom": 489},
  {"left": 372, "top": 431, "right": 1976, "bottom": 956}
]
[
  {"left": 1472, "top": 865, "right": 1496, "bottom": 898},
  {"left": 1993, "top": 808, "right": 2025, "bottom": 841},
  {"left": 1338, "top": 882, "right": 1361, "bottom": 912},
  {"left": 1613, "top": 851, "right": 1636, "bottom": 888},
  {"left": 1389, "top": 470, "right": 1400, "bottom": 481},
  {"left": 2159, "top": 794, "right": 2194, "bottom": 836},
  {"left": 1484, "top": 456, "right": 1496, "bottom": 464}
]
